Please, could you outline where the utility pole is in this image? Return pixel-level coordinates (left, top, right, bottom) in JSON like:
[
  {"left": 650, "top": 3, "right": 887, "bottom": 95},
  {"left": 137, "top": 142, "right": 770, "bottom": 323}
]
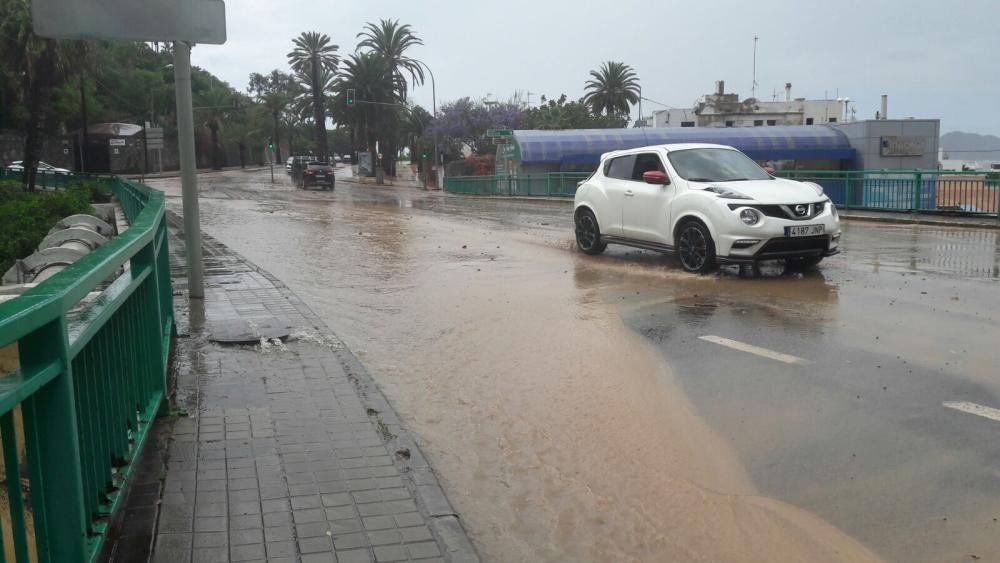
[
  {"left": 751, "top": 35, "right": 759, "bottom": 99},
  {"left": 173, "top": 41, "right": 204, "bottom": 298}
]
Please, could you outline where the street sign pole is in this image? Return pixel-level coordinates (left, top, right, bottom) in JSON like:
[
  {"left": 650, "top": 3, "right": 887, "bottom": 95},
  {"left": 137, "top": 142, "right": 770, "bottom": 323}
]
[{"left": 173, "top": 41, "right": 204, "bottom": 298}]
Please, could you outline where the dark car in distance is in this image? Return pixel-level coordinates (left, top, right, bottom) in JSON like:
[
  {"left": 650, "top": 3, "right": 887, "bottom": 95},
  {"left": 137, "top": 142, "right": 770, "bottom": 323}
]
[{"left": 296, "top": 160, "right": 335, "bottom": 190}]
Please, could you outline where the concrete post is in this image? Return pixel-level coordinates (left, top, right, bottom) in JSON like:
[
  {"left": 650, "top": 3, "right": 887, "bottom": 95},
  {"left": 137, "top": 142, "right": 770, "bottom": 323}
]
[{"left": 173, "top": 42, "right": 204, "bottom": 298}]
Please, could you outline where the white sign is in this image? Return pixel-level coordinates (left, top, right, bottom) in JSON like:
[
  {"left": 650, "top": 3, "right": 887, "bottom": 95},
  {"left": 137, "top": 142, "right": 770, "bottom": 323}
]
[
  {"left": 109, "top": 138, "right": 126, "bottom": 146},
  {"left": 880, "top": 136, "right": 925, "bottom": 157},
  {"left": 31, "top": 0, "right": 226, "bottom": 44},
  {"left": 146, "top": 127, "right": 164, "bottom": 140}
]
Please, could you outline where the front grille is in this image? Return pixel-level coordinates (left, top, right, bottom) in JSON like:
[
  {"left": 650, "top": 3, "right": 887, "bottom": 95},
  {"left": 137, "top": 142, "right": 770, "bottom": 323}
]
[
  {"left": 729, "top": 201, "right": 826, "bottom": 220},
  {"left": 756, "top": 235, "right": 829, "bottom": 258}
]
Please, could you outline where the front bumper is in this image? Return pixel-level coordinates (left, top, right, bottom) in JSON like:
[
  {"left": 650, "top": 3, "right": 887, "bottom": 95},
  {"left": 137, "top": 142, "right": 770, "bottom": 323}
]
[{"left": 716, "top": 204, "right": 841, "bottom": 263}]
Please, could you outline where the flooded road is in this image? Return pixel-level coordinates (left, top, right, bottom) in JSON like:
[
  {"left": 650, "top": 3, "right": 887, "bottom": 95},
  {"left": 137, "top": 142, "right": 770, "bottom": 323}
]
[{"left": 150, "top": 169, "right": 1000, "bottom": 563}]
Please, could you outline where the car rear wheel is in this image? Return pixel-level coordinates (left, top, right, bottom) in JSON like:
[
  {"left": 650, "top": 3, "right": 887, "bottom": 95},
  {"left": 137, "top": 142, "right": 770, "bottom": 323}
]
[
  {"left": 677, "top": 221, "right": 718, "bottom": 274},
  {"left": 575, "top": 209, "right": 607, "bottom": 255}
]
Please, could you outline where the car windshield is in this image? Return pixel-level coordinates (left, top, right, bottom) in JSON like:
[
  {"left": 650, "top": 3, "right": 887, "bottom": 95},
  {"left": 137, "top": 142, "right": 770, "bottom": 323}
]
[{"left": 667, "top": 148, "right": 772, "bottom": 182}]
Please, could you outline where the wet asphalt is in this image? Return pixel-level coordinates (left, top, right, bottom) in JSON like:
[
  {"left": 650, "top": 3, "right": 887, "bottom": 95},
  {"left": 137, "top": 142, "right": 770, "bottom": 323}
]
[{"left": 149, "top": 169, "right": 1000, "bottom": 563}]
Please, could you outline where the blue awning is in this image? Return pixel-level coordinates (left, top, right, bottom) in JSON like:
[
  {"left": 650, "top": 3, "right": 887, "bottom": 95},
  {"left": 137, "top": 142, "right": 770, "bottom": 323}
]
[{"left": 514, "top": 125, "right": 855, "bottom": 166}]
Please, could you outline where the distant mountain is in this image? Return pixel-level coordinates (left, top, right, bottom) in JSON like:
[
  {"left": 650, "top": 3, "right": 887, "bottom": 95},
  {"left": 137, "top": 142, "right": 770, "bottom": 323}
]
[{"left": 940, "top": 131, "right": 1000, "bottom": 161}]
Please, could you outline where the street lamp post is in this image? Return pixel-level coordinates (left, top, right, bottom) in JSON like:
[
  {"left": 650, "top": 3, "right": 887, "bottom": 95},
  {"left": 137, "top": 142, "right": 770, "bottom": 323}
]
[{"left": 419, "top": 62, "right": 438, "bottom": 189}]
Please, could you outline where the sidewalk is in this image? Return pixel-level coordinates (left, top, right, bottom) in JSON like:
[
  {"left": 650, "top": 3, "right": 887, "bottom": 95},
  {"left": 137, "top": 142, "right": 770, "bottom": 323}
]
[{"left": 137, "top": 214, "right": 478, "bottom": 563}]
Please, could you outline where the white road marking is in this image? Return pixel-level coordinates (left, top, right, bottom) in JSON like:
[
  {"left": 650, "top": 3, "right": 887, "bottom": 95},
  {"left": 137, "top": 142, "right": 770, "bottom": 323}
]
[
  {"left": 942, "top": 401, "right": 1000, "bottom": 423},
  {"left": 698, "top": 335, "right": 808, "bottom": 365}
]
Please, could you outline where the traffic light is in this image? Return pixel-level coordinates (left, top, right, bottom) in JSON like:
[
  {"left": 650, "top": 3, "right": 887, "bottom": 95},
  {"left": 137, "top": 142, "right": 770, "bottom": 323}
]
[
  {"left": 346, "top": 89, "right": 355, "bottom": 106},
  {"left": 268, "top": 138, "right": 274, "bottom": 151},
  {"left": 420, "top": 152, "right": 428, "bottom": 160}
]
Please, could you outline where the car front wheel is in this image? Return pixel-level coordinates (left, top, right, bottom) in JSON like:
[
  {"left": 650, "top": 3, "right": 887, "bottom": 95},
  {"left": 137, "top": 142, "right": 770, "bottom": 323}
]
[
  {"left": 575, "top": 209, "right": 607, "bottom": 255},
  {"left": 677, "top": 221, "right": 718, "bottom": 274},
  {"left": 786, "top": 256, "right": 823, "bottom": 270}
]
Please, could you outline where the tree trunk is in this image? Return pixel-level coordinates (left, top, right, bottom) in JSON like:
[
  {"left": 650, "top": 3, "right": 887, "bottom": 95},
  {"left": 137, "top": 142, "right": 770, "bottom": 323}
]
[
  {"left": 311, "top": 57, "right": 328, "bottom": 158},
  {"left": 272, "top": 111, "right": 282, "bottom": 162},
  {"left": 79, "top": 74, "right": 89, "bottom": 172},
  {"left": 238, "top": 139, "right": 246, "bottom": 168},
  {"left": 22, "top": 39, "right": 58, "bottom": 192},
  {"left": 210, "top": 126, "right": 222, "bottom": 170}
]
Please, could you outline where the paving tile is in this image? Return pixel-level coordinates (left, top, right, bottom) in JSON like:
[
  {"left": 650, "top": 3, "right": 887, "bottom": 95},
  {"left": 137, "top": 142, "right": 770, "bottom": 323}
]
[
  {"left": 337, "top": 549, "right": 375, "bottom": 563},
  {"left": 373, "top": 545, "right": 408, "bottom": 562},
  {"left": 193, "top": 531, "right": 228, "bottom": 548},
  {"left": 298, "top": 535, "right": 333, "bottom": 554},
  {"left": 406, "top": 542, "right": 441, "bottom": 559}
]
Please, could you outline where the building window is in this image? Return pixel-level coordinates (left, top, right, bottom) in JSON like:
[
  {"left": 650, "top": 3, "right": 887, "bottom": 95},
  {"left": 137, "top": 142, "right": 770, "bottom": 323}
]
[
  {"left": 766, "top": 119, "right": 777, "bottom": 126},
  {"left": 806, "top": 117, "right": 814, "bottom": 125},
  {"left": 680, "top": 121, "right": 695, "bottom": 127},
  {"left": 725, "top": 121, "right": 734, "bottom": 127},
  {"left": 753, "top": 120, "right": 764, "bottom": 126},
  {"left": 828, "top": 117, "right": 838, "bottom": 123}
]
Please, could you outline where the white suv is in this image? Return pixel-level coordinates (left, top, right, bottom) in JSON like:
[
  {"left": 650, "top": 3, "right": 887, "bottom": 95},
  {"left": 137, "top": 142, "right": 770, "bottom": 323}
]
[{"left": 573, "top": 143, "right": 841, "bottom": 273}]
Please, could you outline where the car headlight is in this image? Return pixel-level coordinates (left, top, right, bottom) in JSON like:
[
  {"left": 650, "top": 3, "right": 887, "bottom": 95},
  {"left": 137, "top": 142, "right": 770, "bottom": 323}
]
[
  {"left": 705, "top": 186, "right": 752, "bottom": 200},
  {"left": 739, "top": 208, "right": 762, "bottom": 226}
]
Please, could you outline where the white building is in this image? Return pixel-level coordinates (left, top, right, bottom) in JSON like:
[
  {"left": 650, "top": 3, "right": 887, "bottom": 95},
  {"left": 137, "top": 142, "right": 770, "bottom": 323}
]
[{"left": 646, "top": 81, "right": 849, "bottom": 128}]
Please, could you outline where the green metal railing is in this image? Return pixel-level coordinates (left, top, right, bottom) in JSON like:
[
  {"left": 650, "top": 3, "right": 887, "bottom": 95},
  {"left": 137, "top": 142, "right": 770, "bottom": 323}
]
[
  {"left": 775, "top": 169, "right": 1000, "bottom": 219},
  {"left": 0, "top": 177, "right": 173, "bottom": 562},
  {"left": 444, "top": 172, "right": 591, "bottom": 197},
  {"left": 446, "top": 170, "right": 1000, "bottom": 220}
]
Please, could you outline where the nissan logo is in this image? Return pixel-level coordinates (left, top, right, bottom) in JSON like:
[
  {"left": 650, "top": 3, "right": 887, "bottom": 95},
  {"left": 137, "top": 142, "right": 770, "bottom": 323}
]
[{"left": 794, "top": 204, "right": 807, "bottom": 216}]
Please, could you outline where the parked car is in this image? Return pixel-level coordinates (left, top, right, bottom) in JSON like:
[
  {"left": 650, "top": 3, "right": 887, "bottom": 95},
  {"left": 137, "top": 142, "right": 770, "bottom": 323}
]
[
  {"left": 285, "top": 156, "right": 294, "bottom": 173},
  {"left": 5, "top": 160, "right": 72, "bottom": 175},
  {"left": 296, "top": 160, "right": 335, "bottom": 191},
  {"left": 573, "top": 143, "right": 841, "bottom": 273}
]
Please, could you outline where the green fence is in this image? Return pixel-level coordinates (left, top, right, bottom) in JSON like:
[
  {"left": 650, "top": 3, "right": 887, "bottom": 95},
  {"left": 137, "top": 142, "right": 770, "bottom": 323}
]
[
  {"left": 446, "top": 170, "right": 1000, "bottom": 220},
  {"left": 775, "top": 169, "right": 1000, "bottom": 218},
  {"left": 444, "top": 172, "right": 591, "bottom": 197},
  {"left": 0, "top": 177, "right": 172, "bottom": 562}
]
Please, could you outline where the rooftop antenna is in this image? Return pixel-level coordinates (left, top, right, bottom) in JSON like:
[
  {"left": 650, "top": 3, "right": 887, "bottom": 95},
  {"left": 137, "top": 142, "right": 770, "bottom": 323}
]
[{"left": 751, "top": 35, "right": 759, "bottom": 99}]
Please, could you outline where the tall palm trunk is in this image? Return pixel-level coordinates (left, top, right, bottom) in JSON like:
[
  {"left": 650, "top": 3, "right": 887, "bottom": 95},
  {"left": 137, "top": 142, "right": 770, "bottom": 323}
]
[
  {"left": 272, "top": 111, "right": 282, "bottom": 161},
  {"left": 22, "top": 39, "right": 58, "bottom": 192},
  {"left": 210, "top": 125, "right": 222, "bottom": 170},
  {"left": 79, "top": 74, "right": 90, "bottom": 172},
  {"left": 311, "top": 56, "right": 328, "bottom": 157}
]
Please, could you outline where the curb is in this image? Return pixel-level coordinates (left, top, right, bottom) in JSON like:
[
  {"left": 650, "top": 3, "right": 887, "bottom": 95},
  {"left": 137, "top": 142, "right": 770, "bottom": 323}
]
[
  {"left": 840, "top": 213, "right": 1000, "bottom": 230},
  {"left": 127, "top": 166, "right": 270, "bottom": 181},
  {"left": 168, "top": 212, "right": 481, "bottom": 563}
]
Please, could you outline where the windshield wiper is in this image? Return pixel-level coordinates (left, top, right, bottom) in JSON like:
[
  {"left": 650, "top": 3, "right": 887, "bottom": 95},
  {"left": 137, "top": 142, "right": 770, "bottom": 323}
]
[
  {"left": 686, "top": 177, "right": 715, "bottom": 182},
  {"left": 720, "top": 178, "right": 750, "bottom": 182}
]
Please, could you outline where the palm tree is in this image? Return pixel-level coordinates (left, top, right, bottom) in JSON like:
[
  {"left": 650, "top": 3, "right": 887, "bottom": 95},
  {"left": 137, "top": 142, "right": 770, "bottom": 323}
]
[
  {"left": 287, "top": 32, "right": 339, "bottom": 157},
  {"left": 198, "top": 87, "right": 232, "bottom": 169},
  {"left": 583, "top": 61, "right": 640, "bottom": 118},
  {"left": 356, "top": 19, "right": 424, "bottom": 101},
  {"left": 248, "top": 70, "right": 296, "bottom": 161},
  {"left": 330, "top": 53, "right": 399, "bottom": 163},
  {"left": 1, "top": 0, "right": 64, "bottom": 190}
]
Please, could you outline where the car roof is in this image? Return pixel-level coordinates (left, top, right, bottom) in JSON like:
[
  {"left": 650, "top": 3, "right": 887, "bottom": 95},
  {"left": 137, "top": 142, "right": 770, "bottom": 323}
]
[{"left": 600, "top": 143, "right": 738, "bottom": 161}]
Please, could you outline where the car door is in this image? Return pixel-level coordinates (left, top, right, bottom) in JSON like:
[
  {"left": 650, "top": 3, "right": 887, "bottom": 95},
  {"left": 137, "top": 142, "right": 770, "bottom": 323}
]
[
  {"left": 597, "top": 154, "right": 636, "bottom": 237},
  {"left": 622, "top": 152, "right": 673, "bottom": 244}
]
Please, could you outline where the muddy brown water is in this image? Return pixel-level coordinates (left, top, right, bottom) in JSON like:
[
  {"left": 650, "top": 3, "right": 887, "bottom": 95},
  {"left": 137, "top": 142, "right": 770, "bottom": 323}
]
[{"left": 149, "top": 170, "right": 998, "bottom": 562}]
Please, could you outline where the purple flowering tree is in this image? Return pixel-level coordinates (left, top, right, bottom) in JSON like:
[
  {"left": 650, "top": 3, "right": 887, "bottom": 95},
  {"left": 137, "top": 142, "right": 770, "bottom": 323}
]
[{"left": 426, "top": 97, "right": 525, "bottom": 155}]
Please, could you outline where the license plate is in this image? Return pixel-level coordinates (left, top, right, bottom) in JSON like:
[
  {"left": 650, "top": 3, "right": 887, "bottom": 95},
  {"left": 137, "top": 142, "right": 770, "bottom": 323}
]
[{"left": 785, "top": 224, "right": 825, "bottom": 237}]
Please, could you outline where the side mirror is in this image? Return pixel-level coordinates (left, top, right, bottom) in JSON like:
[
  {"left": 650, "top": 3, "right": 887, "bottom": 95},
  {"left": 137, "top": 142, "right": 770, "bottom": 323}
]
[{"left": 643, "top": 170, "right": 669, "bottom": 185}]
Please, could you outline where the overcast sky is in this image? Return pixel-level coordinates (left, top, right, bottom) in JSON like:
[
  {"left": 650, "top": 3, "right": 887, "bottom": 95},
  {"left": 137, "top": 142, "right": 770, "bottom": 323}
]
[{"left": 191, "top": 0, "right": 999, "bottom": 135}]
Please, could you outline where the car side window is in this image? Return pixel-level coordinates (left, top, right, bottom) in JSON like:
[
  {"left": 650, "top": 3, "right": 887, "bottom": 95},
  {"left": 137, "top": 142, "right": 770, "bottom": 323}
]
[
  {"left": 605, "top": 155, "right": 636, "bottom": 180},
  {"left": 631, "top": 153, "right": 665, "bottom": 181}
]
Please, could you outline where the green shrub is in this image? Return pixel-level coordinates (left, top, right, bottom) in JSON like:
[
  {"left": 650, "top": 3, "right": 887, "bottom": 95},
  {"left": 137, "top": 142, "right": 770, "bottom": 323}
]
[{"left": 0, "top": 184, "right": 95, "bottom": 275}]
